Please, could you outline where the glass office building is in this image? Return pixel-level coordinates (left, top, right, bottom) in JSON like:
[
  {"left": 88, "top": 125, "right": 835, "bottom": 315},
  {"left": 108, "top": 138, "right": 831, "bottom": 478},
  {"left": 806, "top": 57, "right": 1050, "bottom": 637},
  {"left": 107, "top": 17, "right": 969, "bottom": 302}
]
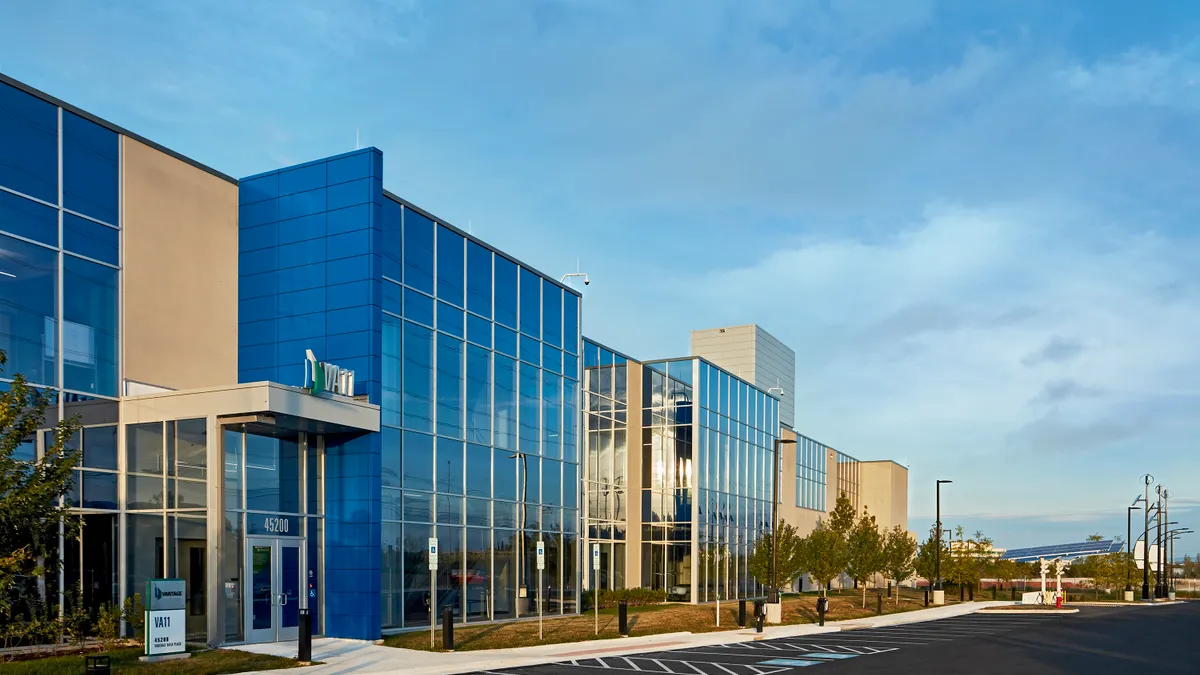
[
  {"left": 582, "top": 339, "right": 630, "bottom": 590},
  {"left": 795, "top": 434, "right": 829, "bottom": 512}
]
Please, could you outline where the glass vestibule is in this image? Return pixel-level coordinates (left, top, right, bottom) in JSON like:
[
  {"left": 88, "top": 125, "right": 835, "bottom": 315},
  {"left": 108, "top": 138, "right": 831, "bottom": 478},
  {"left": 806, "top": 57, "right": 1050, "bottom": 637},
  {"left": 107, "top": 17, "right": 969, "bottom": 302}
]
[{"left": 220, "top": 424, "right": 323, "bottom": 644}]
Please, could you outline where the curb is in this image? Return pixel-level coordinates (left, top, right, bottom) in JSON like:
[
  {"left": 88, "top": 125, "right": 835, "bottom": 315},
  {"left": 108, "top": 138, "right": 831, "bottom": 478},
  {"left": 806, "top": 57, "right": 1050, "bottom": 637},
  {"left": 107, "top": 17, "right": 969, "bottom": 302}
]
[{"left": 978, "top": 608, "right": 1079, "bottom": 615}]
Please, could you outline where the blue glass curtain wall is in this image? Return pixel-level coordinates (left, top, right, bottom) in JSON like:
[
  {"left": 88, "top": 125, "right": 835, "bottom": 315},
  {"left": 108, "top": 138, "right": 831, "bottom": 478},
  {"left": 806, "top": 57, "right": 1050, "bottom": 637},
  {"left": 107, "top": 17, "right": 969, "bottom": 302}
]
[{"left": 0, "top": 81, "right": 120, "bottom": 398}]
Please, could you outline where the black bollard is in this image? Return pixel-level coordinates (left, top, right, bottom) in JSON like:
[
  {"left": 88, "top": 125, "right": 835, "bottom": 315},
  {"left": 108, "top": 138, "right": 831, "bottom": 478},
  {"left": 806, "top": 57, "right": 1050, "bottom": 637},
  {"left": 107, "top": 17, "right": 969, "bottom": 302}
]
[
  {"left": 738, "top": 599, "right": 747, "bottom": 627},
  {"left": 876, "top": 592, "right": 882, "bottom": 615},
  {"left": 968, "top": 583, "right": 974, "bottom": 601},
  {"left": 1011, "top": 586, "right": 1016, "bottom": 600},
  {"left": 960, "top": 584, "right": 965, "bottom": 601},
  {"left": 817, "top": 597, "right": 826, "bottom": 626},
  {"left": 754, "top": 600, "right": 764, "bottom": 633},
  {"left": 618, "top": 601, "right": 629, "bottom": 636},
  {"left": 442, "top": 606, "right": 454, "bottom": 650},
  {"left": 298, "top": 608, "right": 312, "bottom": 662},
  {"left": 924, "top": 588, "right": 929, "bottom": 607},
  {"left": 992, "top": 585, "right": 997, "bottom": 600}
]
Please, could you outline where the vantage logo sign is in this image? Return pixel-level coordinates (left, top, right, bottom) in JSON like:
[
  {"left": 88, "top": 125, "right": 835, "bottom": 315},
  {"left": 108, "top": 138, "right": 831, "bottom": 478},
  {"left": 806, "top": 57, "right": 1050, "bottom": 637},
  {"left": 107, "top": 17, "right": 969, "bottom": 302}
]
[{"left": 304, "top": 349, "right": 356, "bottom": 396}]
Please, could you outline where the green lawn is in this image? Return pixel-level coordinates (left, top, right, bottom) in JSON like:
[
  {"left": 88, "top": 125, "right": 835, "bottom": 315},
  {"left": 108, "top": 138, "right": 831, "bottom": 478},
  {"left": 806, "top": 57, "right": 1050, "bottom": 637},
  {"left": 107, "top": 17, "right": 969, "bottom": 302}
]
[{"left": 1, "top": 646, "right": 301, "bottom": 675}]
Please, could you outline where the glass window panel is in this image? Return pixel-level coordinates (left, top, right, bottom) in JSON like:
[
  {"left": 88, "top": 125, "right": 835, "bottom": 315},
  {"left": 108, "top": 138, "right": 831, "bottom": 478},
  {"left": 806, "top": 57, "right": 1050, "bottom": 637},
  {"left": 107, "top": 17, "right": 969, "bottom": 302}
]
[
  {"left": 466, "top": 499, "right": 491, "bottom": 528},
  {"left": 466, "top": 313, "right": 491, "bottom": 348},
  {"left": 518, "top": 362, "right": 540, "bottom": 454},
  {"left": 464, "top": 527, "right": 492, "bottom": 622},
  {"left": 562, "top": 379, "right": 578, "bottom": 463},
  {"left": 542, "top": 458, "right": 562, "bottom": 507},
  {"left": 434, "top": 525, "right": 464, "bottom": 618},
  {"left": 126, "top": 474, "right": 164, "bottom": 510},
  {"left": 174, "top": 419, "right": 206, "bottom": 480},
  {"left": 125, "top": 514, "right": 164, "bottom": 618},
  {"left": 175, "top": 478, "right": 207, "bottom": 509},
  {"left": 82, "top": 424, "right": 117, "bottom": 470},
  {"left": 244, "top": 433, "right": 300, "bottom": 513},
  {"left": 542, "top": 344, "right": 561, "bottom": 375},
  {"left": 493, "top": 528, "right": 516, "bottom": 620},
  {"left": 493, "top": 354, "right": 517, "bottom": 451},
  {"left": 520, "top": 455, "right": 540, "bottom": 504},
  {"left": 383, "top": 278, "right": 402, "bottom": 316},
  {"left": 382, "top": 426, "right": 401, "bottom": 489},
  {"left": 563, "top": 464, "right": 577, "bottom": 509},
  {"left": 493, "top": 255, "right": 518, "bottom": 329},
  {"left": 63, "top": 111, "right": 119, "bottom": 224},
  {"left": 436, "top": 495, "right": 464, "bottom": 525},
  {"left": 404, "top": 288, "right": 434, "bottom": 327},
  {"left": 81, "top": 471, "right": 118, "bottom": 509},
  {"left": 465, "top": 345, "right": 491, "bottom": 445},
  {"left": 518, "top": 268, "right": 540, "bottom": 338},
  {"left": 542, "top": 372, "right": 562, "bottom": 459},
  {"left": 464, "top": 443, "right": 491, "bottom": 498},
  {"left": 494, "top": 502, "right": 517, "bottom": 529},
  {"left": 494, "top": 449, "right": 517, "bottom": 502},
  {"left": 383, "top": 485, "right": 401, "bottom": 521},
  {"left": 403, "top": 208, "right": 434, "bottom": 294},
  {"left": 402, "top": 431, "right": 433, "bottom": 492},
  {"left": 519, "top": 335, "right": 540, "bottom": 366},
  {"left": 562, "top": 353, "right": 578, "bottom": 380},
  {"left": 437, "top": 301, "right": 464, "bottom": 338},
  {"left": 435, "top": 333, "right": 464, "bottom": 438},
  {"left": 402, "top": 523, "right": 433, "bottom": 628},
  {"left": 0, "top": 82, "right": 58, "bottom": 203},
  {"left": 382, "top": 315, "right": 401, "bottom": 427},
  {"left": 563, "top": 293, "right": 578, "bottom": 355},
  {"left": 435, "top": 437, "right": 464, "bottom": 495},
  {"left": 224, "top": 429, "right": 242, "bottom": 509},
  {"left": 0, "top": 234, "right": 56, "bottom": 386},
  {"left": 402, "top": 491, "right": 432, "bottom": 521},
  {"left": 402, "top": 321, "right": 434, "bottom": 432},
  {"left": 62, "top": 255, "right": 118, "bottom": 396},
  {"left": 494, "top": 325, "right": 517, "bottom": 358},
  {"left": 436, "top": 225, "right": 464, "bottom": 306},
  {"left": 541, "top": 279, "right": 562, "bottom": 348},
  {"left": 63, "top": 214, "right": 118, "bottom": 265},
  {"left": 0, "top": 190, "right": 56, "bottom": 245},
  {"left": 466, "top": 240, "right": 492, "bottom": 318},
  {"left": 382, "top": 196, "right": 402, "bottom": 283},
  {"left": 127, "top": 422, "right": 164, "bottom": 474}
]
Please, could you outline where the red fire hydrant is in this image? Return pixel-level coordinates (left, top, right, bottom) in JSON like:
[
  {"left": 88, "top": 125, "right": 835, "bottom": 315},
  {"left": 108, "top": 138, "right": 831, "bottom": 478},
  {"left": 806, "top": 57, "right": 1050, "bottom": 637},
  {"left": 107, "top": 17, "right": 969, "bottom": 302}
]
[{"left": 1055, "top": 594, "right": 1063, "bottom": 609}]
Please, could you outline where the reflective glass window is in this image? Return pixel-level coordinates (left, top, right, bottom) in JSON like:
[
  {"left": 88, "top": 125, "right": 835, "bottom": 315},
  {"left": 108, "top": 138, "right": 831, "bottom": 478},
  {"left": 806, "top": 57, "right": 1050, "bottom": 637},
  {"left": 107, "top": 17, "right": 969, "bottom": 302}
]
[
  {"left": 174, "top": 419, "right": 206, "bottom": 480},
  {"left": 437, "top": 495, "right": 463, "bottom": 525},
  {"left": 436, "top": 437, "right": 464, "bottom": 495},
  {"left": 493, "top": 355, "right": 517, "bottom": 451},
  {"left": 542, "top": 280, "right": 561, "bottom": 348},
  {"left": 465, "top": 443, "right": 491, "bottom": 498},
  {"left": 383, "top": 278, "right": 401, "bottom": 316},
  {"left": 0, "top": 234, "right": 56, "bottom": 385},
  {"left": 466, "top": 240, "right": 491, "bottom": 318},
  {"left": 563, "top": 353, "right": 578, "bottom": 380},
  {"left": 382, "top": 315, "right": 401, "bottom": 427},
  {"left": 81, "top": 471, "right": 118, "bottom": 509},
  {"left": 437, "top": 302, "right": 464, "bottom": 339},
  {"left": 563, "top": 292, "right": 579, "bottom": 355},
  {"left": 436, "top": 333, "right": 464, "bottom": 438},
  {"left": 382, "top": 196, "right": 401, "bottom": 281},
  {"left": 64, "top": 214, "right": 118, "bottom": 266},
  {"left": 63, "top": 255, "right": 118, "bottom": 396},
  {"left": 127, "top": 422, "right": 164, "bottom": 474},
  {"left": 542, "top": 372, "right": 562, "bottom": 459},
  {"left": 494, "top": 449, "right": 517, "bottom": 502},
  {"left": 83, "top": 424, "right": 118, "bottom": 470},
  {"left": 63, "top": 112, "right": 119, "bottom": 224},
  {"left": 436, "top": 225, "right": 464, "bottom": 306},
  {"left": 402, "top": 208, "right": 434, "bottom": 294},
  {"left": 126, "top": 474, "right": 163, "bottom": 510},
  {"left": 403, "top": 491, "right": 432, "bottom": 522},
  {"left": 465, "top": 499, "right": 490, "bottom": 527},
  {"left": 466, "top": 313, "right": 491, "bottom": 348},
  {"left": 402, "top": 321, "right": 434, "bottom": 432},
  {"left": 0, "top": 82, "right": 58, "bottom": 203},
  {"left": 518, "top": 362, "right": 540, "bottom": 454},
  {"left": 494, "top": 325, "right": 517, "bottom": 358},
  {"left": 465, "top": 345, "right": 490, "bottom": 445},
  {"left": 542, "top": 344, "right": 561, "bottom": 375},
  {"left": 520, "top": 335, "right": 540, "bottom": 366},
  {"left": 404, "top": 288, "right": 433, "bottom": 327},
  {"left": 402, "top": 431, "right": 433, "bottom": 492},
  {"left": 562, "top": 379, "right": 578, "bottom": 462},
  {"left": 245, "top": 433, "right": 300, "bottom": 513},
  {"left": 0, "top": 190, "right": 56, "bottom": 245},
  {"left": 493, "top": 255, "right": 518, "bottom": 329},
  {"left": 542, "top": 459, "right": 562, "bottom": 507},
  {"left": 519, "top": 268, "right": 540, "bottom": 337}
]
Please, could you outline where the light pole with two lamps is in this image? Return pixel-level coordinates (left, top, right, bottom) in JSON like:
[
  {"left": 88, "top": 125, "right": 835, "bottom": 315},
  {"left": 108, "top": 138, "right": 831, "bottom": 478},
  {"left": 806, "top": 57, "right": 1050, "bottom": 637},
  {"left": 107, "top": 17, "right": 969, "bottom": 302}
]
[
  {"left": 1126, "top": 496, "right": 1144, "bottom": 601},
  {"left": 934, "top": 479, "right": 953, "bottom": 605}
]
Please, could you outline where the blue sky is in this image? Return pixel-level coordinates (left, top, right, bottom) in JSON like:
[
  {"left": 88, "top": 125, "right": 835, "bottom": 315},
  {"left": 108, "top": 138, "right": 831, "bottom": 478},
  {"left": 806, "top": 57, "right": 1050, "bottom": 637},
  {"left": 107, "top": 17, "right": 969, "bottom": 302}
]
[{"left": 3, "top": 1, "right": 1199, "bottom": 554}]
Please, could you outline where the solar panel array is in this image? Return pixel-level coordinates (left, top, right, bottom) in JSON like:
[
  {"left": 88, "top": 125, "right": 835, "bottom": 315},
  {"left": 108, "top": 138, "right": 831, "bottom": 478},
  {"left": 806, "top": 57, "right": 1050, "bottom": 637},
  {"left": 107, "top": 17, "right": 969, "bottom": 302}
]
[{"left": 1000, "top": 539, "right": 1121, "bottom": 562}]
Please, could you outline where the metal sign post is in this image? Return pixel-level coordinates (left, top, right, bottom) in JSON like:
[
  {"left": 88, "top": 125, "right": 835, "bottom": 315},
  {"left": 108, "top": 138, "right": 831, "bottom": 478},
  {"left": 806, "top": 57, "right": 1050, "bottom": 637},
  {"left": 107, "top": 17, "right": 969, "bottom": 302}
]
[
  {"left": 536, "top": 539, "right": 545, "bottom": 640},
  {"left": 428, "top": 538, "right": 439, "bottom": 648},
  {"left": 593, "top": 543, "right": 601, "bottom": 635}
]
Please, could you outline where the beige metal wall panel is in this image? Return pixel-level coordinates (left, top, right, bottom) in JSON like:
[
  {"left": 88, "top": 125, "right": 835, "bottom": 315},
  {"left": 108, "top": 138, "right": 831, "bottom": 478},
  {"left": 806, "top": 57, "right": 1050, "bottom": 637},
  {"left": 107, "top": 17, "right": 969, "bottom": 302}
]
[
  {"left": 624, "top": 359, "right": 644, "bottom": 586},
  {"left": 859, "top": 460, "right": 909, "bottom": 532},
  {"left": 122, "top": 137, "right": 239, "bottom": 390},
  {"left": 691, "top": 324, "right": 796, "bottom": 429}
]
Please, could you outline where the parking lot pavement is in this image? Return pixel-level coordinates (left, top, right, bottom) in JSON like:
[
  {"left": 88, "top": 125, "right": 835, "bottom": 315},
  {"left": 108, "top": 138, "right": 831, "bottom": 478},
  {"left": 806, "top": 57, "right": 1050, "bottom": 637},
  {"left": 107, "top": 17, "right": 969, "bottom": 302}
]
[{"left": 469, "top": 612, "right": 1062, "bottom": 674}]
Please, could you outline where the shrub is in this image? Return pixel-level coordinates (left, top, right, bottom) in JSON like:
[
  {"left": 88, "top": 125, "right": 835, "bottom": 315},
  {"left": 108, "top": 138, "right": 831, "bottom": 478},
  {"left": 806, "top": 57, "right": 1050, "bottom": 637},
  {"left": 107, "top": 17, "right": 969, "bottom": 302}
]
[
  {"left": 96, "top": 603, "right": 122, "bottom": 652},
  {"left": 62, "top": 585, "right": 91, "bottom": 647},
  {"left": 122, "top": 594, "right": 145, "bottom": 644}
]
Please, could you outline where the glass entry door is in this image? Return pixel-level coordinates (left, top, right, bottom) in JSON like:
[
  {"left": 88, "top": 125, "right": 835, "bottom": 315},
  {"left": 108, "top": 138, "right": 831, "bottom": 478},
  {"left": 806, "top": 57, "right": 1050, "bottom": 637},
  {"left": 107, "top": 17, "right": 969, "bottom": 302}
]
[{"left": 245, "top": 537, "right": 304, "bottom": 643}]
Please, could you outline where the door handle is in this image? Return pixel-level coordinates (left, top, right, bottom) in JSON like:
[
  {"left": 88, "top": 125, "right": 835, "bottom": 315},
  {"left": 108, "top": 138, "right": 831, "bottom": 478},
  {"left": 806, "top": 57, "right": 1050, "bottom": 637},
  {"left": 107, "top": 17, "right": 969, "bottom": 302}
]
[{"left": 280, "top": 592, "right": 288, "bottom": 606}]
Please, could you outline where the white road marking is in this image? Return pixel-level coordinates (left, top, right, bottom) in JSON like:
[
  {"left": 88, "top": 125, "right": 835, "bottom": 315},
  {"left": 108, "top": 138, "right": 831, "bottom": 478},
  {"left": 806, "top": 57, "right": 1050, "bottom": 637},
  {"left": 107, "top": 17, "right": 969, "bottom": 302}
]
[{"left": 619, "top": 657, "right": 643, "bottom": 671}]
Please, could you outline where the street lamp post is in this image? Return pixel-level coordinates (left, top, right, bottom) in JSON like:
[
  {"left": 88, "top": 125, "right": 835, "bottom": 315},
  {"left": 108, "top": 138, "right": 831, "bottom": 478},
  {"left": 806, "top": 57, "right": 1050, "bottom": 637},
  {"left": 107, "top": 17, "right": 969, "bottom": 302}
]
[
  {"left": 770, "top": 438, "right": 796, "bottom": 604},
  {"left": 1126, "top": 498, "right": 1143, "bottom": 596},
  {"left": 934, "top": 480, "right": 953, "bottom": 605},
  {"left": 1141, "top": 475, "right": 1153, "bottom": 600},
  {"left": 1161, "top": 488, "right": 1170, "bottom": 598},
  {"left": 1155, "top": 485, "right": 1166, "bottom": 598}
]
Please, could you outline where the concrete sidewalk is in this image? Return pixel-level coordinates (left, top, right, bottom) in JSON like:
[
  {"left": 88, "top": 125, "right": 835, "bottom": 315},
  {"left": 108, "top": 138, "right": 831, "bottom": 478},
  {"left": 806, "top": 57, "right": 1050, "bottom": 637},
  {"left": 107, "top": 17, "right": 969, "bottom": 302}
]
[{"left": 230, "top": 601, "right": 1014, "bottom": 675}]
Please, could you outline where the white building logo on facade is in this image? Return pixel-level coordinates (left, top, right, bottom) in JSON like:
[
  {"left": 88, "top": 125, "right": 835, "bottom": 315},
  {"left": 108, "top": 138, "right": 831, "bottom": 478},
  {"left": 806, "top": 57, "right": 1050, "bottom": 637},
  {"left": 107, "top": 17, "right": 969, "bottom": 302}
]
[{"left": 304, "top": 349, "right": 355, "bottom": 396}]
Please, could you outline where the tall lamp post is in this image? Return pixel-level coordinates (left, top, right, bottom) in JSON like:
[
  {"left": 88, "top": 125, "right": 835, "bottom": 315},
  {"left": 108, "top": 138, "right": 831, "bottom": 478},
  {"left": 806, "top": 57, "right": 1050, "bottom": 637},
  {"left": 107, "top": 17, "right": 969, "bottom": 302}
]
[
  {"left": 770, "top": 437, "right": 796, "bottom": 604},
  {"left": 1166, "top": 528, "right": 1194, "bottom": 596},
  {"left": 1155, "top": 485, "right": 1166, "bottom": 598},
  {"left": 1141, "top": 474, "right": 1154, "bottom": 600},
  {"left": 934, "top": 480, "right": 953, "bottom": 605},
  {"left": 1126, "top": 497, "right": 1143, "bottom": 598}
]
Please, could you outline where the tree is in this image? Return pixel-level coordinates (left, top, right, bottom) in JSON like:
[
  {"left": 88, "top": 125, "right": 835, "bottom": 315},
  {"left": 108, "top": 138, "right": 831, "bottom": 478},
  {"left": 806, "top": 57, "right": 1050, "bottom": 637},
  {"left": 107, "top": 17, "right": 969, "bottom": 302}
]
[
  {"left": 914, "top": 525, "right": 944, "bottom": 586},
  {"left": 1089, "top": 551, "right": 1126, "bottom": 594},
  {"left": 828, "top": 492, "right": 856, "bottom": 540},
  {"left": 994, "top": 558, "right": 1019, "bottom": 590},
  {"left": 800, "top": 521, "right": 845, "bottom": 597},
  {"left": 1086, "top": 533, "right": 1105, "bottom": 542},
  {"left": 0, "top": 350, "right": 82, "bottom": 629},
  {"left": 749, "top": 522, "right": 807, "bottom": 594},
  {"left": 882, "top": 525, "right": 917, "bottom": 605},
  {"left": 844, "top": 508, "right": 886, "bottom": 608}
]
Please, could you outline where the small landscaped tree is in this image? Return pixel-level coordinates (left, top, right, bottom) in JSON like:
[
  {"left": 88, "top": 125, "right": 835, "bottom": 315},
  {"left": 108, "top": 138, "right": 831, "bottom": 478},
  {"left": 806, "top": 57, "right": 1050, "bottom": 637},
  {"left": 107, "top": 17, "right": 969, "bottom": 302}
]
[
  {"left": 749, "top": 522, "right": 807, "bottom": 596},
  {"left": 0, "top": 350, "right": 82, "bottom": 638},
  {"left": 882, "top": 525, "right": 917, "bottom": 605},
  {"left": 914, "top": 524, "right": 944, "bottom": 587},
  {"left": 800, "top": 521, "right": 845, "bottom": 598},
  {"left": 844, "top": 508, "right": 885, "bottom": 608}
]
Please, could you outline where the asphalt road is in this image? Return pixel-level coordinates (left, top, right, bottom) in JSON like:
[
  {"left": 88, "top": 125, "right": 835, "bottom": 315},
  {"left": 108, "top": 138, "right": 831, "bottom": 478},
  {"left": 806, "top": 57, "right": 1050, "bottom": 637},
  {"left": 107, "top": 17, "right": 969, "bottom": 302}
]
[{"left": 468, "top": 602, "right": 1198, "bottom": 675}]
